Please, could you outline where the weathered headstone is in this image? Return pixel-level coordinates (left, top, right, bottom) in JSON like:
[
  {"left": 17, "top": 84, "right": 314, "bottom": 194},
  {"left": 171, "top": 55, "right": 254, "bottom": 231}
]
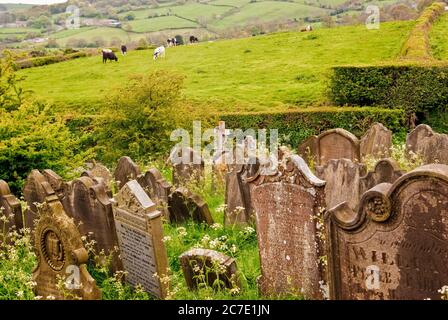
[
  {"left": 114, "top": 156, "right": 141, "bottom": 190},
  {"left": 169, "top": 146, "right": 204, "bottom": 186},
  {"left": 316, "top": 159, "right": 366, "bottom": 211},
  {"left": 23, "top": 170, "right": 56, "bottom": 231},
  {"left": 360, "top": 123, "right": 392, "bottom": 159},
  {"left": 0, "top": 180, "right": 23, "bottom": 239},
  {"left": 33, "top": 196, "right": 101, "bottom": 300},
  {"left": 249, "top": 155, "right": 327, "bottom": 298},
  {"left": 71, "top": 176, "right": 122, "bottom": 272},
  {"left": 359, "top": 158, "right": 404, "bottom": 195},
  {"left": 406, "top": 124, "right": 448, "bottom": 164},
  {"left": 224, "top": 159, "right": 260, "bottom": 226},
  {"left": 168, "top": 188, "right": 214, "bottom": 225},
  {"left": 137, "top": 168, "right": 172, "bottom": 221},
  {"left": 327, "top": 164, "right": 448, "bottom": 300},
  {"left": 85, "top": 160, "right": 112, "bottom": 189},
  {"left": 179, "top": 248, "right": 239, "bottom": 290},
  {"left": 298, "top": 128, "right": 361, "bottom": 166},
  {"left": 114, "top": 180, "right": 169, "bottom": 299},
  {"left": 42, "top": 169, "right": 64, "bottom": 198}
]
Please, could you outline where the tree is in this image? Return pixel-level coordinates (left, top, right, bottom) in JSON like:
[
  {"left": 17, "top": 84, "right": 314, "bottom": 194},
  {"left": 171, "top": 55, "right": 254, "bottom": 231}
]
[{"left": 0, "top": 53, "right": 26, "bottom": 112}]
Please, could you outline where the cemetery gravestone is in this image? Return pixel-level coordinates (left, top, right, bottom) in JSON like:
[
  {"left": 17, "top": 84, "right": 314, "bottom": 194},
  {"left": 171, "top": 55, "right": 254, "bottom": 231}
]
[
  {"left": 114, "top": 156, "right": 141, "bottom": 190},
  {"left": 23, "top": 170, "right": 56, "bottom": 232},
  {"left": 33, "top": 196, "right": 101, "bottom": 300},
  {"left": 360, "top": 123, "right": 392, "bottom": 159},
  {"left": 169, "top": 146, "right": 204, "bottom": 186},
  {"left": 406, "top": 124, "right": 448, "bottom": 165},
  {"left": 114, "top": 180, "right": 169, "bottom": 299},
  {"left": 298, "top": 128, "right": 360, "bottom": 166},
  {"left": 137, "top": 168, "right": 172, "bottom": 221},
  {"left": 0, "top": 180, "right": 23, "bottom": 239},
  {"left": 71, "top": 176, "right": 122, "bottom": 272},
  {"left": 359, "top": 158, "right": 404, "bottom": 195},
  {"left": 85, "top": 161, "right": 113, "bottom": 189},
  {"left": 180, "top": 248, "right": 239, "bottom": 290},
  {"left": 249, "top": 155, "right": 327, "bottom": 299},
  {"left": 316, "top": 159, "right": 366, "bottom": 211},
  {"left": 168, "top": 188, "right": 214, "bottom": 225},
  {"left": 327, "top": 164, "right": 448, "bottom": 300}
]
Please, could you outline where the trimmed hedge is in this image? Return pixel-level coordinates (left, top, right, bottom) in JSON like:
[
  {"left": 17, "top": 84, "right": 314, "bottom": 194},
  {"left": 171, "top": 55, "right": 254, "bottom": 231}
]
[
  {"left": 329, "top": 63, "right": 448, "bottom": 114},
  {"left": 400, "top": 2, "right": 445, "bottom": 60},
  {"left": 220, "top": 107, "right": 407, "bottom": 147},
  {"left": 14, "top": 51, "right": 88, "bottom": 70}
]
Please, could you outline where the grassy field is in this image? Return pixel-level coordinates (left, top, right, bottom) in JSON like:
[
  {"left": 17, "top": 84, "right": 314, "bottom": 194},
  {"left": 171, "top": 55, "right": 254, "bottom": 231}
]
[
  {"left": 429, "top": 13, "right": 448, "bottom": 60},
  {"left": 19, "top": 21, "right": 414, "bottom": 114}
]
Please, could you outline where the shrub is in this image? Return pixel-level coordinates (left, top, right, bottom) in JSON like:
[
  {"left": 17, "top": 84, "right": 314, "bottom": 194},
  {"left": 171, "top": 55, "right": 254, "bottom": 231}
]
[
  {"left": 328, "top": 62, "right": 448, "bottom": 118},
  {"left": 14, "top": 52, "right": 88, "bottom": 70},
  {"left": 220, "top": 107, "right": 406, "bottom": 148}
]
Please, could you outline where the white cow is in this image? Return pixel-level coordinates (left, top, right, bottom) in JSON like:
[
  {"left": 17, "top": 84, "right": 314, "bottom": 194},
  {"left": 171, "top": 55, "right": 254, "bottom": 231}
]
[{"left": 153, "top": 46, "right": 166, "bottom": 60}]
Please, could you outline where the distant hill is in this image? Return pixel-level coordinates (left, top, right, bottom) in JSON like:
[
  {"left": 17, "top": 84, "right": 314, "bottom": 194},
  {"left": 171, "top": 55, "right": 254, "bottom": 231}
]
[{"left": 0, "top": 0, "right": 416, "bottom": 48}]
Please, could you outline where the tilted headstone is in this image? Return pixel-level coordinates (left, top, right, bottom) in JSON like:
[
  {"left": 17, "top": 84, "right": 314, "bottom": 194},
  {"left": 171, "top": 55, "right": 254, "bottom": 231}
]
[
  {"left": 114, "top": 156, "right": 141, "bottom": 190},
  {"left": 0, "top": 180, "right": 23, "bottom": 239},
  {"left": 23, "top": 170, "right": 56, "bottom": 232},
  {"left": 406, "top": 124, "right": 448, "bottom": 164},
  {"left": 137, "top": 168, "right": 172, "bottom": 221},
  {"left": 42, "top": 169, "right": 64, "bottom": 198},
  {"left": 316, "top": 159, "right": 366, "bottom": 211},
  {"left": 169, "top": 146, "right": 204, "bottom": 186},
  {"left": 70, "top": 176, "right": 122, "bottom": 272},
  {"left": 85, "top": 160, "right": 113, "bottom": 190},
  {"left": 224, "top": 159, "right": 260, "bottom": 226},
  {"left": 33, "top": 196, "right": 101, "bottom": 300},
  {"left": 179, "top": 248, "right": 239, "bottom": 290},
  {"left": 360, "top": 123, "right": 392, "bottom": 159},
  {"left": 298, "top": 128, "right": 361, "bottom": 166},
  {"left": 114, "top": 180, "right": 169, "bottom": 299},
  {"left": 168, "top": 188, "right": 214, "bottom": 225},
  {"left": 249, "top": 155, "right": 327, "bottom": 298},
  {"left": 359, "top": 158, "right": 404, "bottom": 196},
  {"left": 326, "top": 164, "right": 448, "bottom": 300}
]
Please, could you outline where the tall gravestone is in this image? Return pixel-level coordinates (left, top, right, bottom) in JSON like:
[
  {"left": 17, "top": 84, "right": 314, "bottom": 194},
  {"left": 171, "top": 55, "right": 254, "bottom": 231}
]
[
  {"left": 360, "top": 123, "right": 392, "bottom": 159},
  {"left": 114, "top": 156, "right": 141, "bottom": 190},
  {"left": 23, "top": 170, "right": 56, "bottom": 232},
  {"left": 359, "top": 158, "right": 404, "bottom": 195},
  {"left": 298, "top": 128, "right": 361, "bottom": 166},
  {"left": 70, "top": 176, "right": 122, "bottom": 272},
  {"left": 114, "top": 180, "right": 169, "bottom": 299},
  {"left": 249, "top": 155, "right": 327, "bottom": 299},
  {"left": 169, "top": 146, "right": 204, "bottom": 186},
  {"left": 137, "top": 168, "right": 172, "bottom": 221},
  {"left": 406, "top": 124, "right": 448, "bottom": 165},
  {"left": 316, "top": 159, "right": 366, "bottom": 211},
  {"left": 168, "top": 188, "right": 214, "bottom": 225},
  {"left": 33, "top": 196, "right": 101, "bottom": 300},
  {"left": 224, "top": 159, "right": 260, "bottom": 226},
  {"left": 0, "top": 180, "right": 23, "bottom": 239},
  {"left": 85, "top": 161, "right": 112, "bottom": 189},
  {"left": 327, "top": 164, "right": 448, "bottom": 300}
]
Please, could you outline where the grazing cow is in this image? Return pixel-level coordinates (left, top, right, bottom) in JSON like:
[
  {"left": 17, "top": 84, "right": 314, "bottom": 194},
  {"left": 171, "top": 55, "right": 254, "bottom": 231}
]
[
  {"left": 189, "top": 36, "right": 199, "bottom": 44},
  {"left": 300, "top": 25, "right": 313, "bottom": 32},
  {"left": 167, "top": 37, "right": 177, "bottom": 47},
  {"left": 121, "top": 45, "right": 127, "bottom": 55},
  {"left": 102, "top": 49, "right": 118, "bottom": 63},
  {"left": 153, "top": 46, "right": 166, "bottom": 60}
]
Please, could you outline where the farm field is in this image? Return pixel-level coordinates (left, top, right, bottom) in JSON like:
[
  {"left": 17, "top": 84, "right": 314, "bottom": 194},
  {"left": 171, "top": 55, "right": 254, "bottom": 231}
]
[
  {"left": 19, "top": 20, "right": 414, "bottom": 114},
  {"left": 128, "top": 16, "right": 199, "bottom": 33}
]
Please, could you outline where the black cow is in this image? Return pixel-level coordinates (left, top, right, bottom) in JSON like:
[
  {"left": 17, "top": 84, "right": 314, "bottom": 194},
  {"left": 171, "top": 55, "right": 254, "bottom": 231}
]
[
  {"left": 121, "top": 45, "right": 127, "bottom": 55},
  {"left": 189, "top": 36, "right": 199, "bottom": 44},
  {"left": 102, "top": 49, "right": 118, "bottom": 63}
]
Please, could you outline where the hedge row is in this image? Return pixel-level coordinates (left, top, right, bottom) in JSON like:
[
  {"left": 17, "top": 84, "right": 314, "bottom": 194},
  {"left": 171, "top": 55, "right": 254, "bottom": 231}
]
[
  {"left": 220, "top": 107, "right": 407, "bottom": 147},
  {"left": 328, "top": 63, "right": 448, "bottom": 114},
  {"left": 400, "top": 2, "right": 445, "bottom": 60},
  {"left": 14, "top": 51, "right": 88, "bottom": 70}
]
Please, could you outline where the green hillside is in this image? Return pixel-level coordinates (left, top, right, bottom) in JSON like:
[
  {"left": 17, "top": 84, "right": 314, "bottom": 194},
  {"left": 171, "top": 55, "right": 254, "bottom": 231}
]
[{"left": 19, "top": 20, "right": 414, "bottom": 113}]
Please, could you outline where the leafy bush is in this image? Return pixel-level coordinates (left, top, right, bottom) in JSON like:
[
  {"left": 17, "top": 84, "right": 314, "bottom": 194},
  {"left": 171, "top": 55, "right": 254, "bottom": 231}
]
[
  {"left": 328, "top": 63, "right": 448, "bottom": 118},
  {"left": 95, "top": 70, "right": 195, "bottom": 164},
  {"left": 220, "top": 107, "right": 406, "bottom": 148},
  {"left": 14, "top": 52, "right": 88, "bottom": 70}
]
